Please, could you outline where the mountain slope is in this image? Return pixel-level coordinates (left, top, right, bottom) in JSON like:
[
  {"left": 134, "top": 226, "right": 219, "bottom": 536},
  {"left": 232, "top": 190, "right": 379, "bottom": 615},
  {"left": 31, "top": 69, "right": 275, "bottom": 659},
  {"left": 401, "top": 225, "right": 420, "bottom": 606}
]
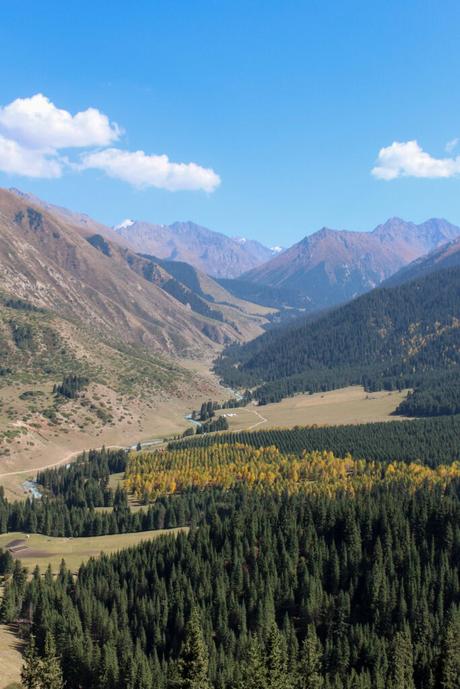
[
  {"left": 384, "top": 236, "right": 460, "bottom": 287},
  {"left": 0, "top": 188, "right": 274, "bottom": 472},
  {"left": 0, "top": 190, "right": 219, "bottom": 356},
  {"left": 114, "top": 218, "right": 277, "bottom": 278},
  {"left": 217, "top": 277, "right": 311, "bottom": 310},
  {"left": 1, "top": 189, "right": 270, "bottom": 349},
  {"left": 239, "top": 217, "right": 460, "bottom": 310},
  {"left": 216, "top": 266, "right": 460, "bottom": 404},
  {"left": 8, "top": 186, "right": 133, "bottom": 249}
]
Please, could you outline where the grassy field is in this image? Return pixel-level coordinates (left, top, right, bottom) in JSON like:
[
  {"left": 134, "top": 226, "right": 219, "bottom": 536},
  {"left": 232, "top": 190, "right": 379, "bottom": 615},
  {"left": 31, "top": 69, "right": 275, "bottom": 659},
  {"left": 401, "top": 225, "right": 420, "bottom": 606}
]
[
  {"left": 216, "top": 386, "right": 410, "bottom": 431},
  {"left": 0, "top": 528, "right": 187, "bottom": 574},
  {"left": 0, "top": 365, "right": 223, "bottom": 502},
  {"left": 0, "top": 624, "right": 23, "bottom": 689}
]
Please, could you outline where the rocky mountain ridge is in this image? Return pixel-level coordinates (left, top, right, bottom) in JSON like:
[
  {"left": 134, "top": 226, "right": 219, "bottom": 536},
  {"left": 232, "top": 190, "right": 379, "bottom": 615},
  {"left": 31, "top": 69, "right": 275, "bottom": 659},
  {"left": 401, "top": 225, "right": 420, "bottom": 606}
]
[
  {"left": 239, "top": 216, "right": 460, "bottom": 310},
  {"left": 114, "top": 218, "right": 278, "bottom": 278}
]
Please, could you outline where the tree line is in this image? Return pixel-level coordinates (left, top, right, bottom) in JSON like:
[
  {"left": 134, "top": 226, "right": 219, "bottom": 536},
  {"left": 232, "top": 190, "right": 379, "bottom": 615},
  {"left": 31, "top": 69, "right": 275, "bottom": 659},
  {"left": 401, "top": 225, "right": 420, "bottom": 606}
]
[
  {"left": 169, "top": 414, "right": 460, "bottom": 467},
  {"left": 0, "top": 448, "right": 202, "bottom": 537},
  {"left": 396, "top": 376, "right": 460, "bottom": 417}
]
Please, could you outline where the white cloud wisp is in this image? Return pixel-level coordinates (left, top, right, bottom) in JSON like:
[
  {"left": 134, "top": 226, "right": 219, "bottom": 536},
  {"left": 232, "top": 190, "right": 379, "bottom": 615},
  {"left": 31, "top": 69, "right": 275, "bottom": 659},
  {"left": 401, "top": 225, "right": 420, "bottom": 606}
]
[
  {"left": 372, "top": 140, "right": 460, "bottom": 180},
  {"left": 445, "top": 138, "right": 459, "bottom": 154},
  {"left": 81, "top": 148, "right": 221, "bottom": 192}
]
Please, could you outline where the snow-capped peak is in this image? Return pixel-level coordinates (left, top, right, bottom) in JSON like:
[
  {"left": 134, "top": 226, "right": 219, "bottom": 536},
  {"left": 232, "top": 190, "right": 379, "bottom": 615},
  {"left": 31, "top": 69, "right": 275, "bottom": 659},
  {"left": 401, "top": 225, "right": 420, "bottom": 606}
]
[
  {"left": 271, "top": 245, "right": 283, "bottom": 254},
  {"left": 114, "top": 218, "right": 134, "bottom": 230},
  {"left": 234, "top": 237, "right": 247, "bottom": 245}
]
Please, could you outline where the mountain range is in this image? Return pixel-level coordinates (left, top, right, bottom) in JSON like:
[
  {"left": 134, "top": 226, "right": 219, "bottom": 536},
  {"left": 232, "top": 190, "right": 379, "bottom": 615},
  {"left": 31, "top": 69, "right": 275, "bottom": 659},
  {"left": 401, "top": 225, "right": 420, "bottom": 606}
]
[
  {"left": 113, "top": 218, "right": 281, "bottom": 279},
  {"left": 17, "top": 185, "right": 459, "bottom": 315},
  {"left": 0, "top": 189, "right": 275, "bottom": 398},
  {"left": 232, "top": 217, "right": 460, "bottom": 310},
  {"left": 6, "top": 188, "right": 460, "bottom": 325}
]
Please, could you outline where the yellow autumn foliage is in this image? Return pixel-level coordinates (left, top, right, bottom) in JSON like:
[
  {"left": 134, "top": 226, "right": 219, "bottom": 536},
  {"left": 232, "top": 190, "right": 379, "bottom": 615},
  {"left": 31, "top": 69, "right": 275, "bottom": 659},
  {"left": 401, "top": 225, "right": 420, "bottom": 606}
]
[{"left": 124, "top": 443, "right": 460, "bottom": 501}]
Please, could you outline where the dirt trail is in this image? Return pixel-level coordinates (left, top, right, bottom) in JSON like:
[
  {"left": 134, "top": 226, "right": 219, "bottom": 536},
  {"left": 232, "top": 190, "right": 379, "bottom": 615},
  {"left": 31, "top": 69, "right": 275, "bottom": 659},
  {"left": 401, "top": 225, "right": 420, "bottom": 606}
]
[
  {"left": 0, "top": 444, "right": 125, "bottom": 479},
  {"left": 0, "top": 404, "right": 268, "bottom": 482},
  {"left": 228, "top": 407, "right": 268, "bottom": 432},
  {"left": 247, "top": 408, "right": 268, "bottom": 430}
]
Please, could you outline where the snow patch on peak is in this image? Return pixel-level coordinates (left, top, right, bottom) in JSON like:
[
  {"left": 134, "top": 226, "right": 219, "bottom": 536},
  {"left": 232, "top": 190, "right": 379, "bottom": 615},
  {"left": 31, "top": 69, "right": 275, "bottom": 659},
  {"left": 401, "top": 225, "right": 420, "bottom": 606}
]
[
  {"left": 271, "top": 246, "right": 283, "bottom": 254},
  {"left": 114, "top": 218, "right": 134, "bottom": 230}
]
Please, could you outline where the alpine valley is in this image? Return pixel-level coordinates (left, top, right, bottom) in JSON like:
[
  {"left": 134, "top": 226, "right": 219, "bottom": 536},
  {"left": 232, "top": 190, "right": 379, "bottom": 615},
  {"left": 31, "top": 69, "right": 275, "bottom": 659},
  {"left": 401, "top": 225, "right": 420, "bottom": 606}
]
[
  {"left": 4, "top": 9, "right": 460, "bottom": 689},
  {"left": 1, "top": 188, "right": 460, "bottom": 689}
]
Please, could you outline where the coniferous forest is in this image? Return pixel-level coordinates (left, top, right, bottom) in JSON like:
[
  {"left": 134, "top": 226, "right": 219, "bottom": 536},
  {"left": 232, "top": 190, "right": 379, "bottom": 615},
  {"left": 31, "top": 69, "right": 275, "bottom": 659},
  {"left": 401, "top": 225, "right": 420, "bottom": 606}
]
[
  {"left": 1, "top": 438, "right": 460, "bottom": 689},
  {"left": 168, "top": 414, "right": 460, "bottom": 467},
  {"left": 1, "top": 266, "right": 459, "bottom": 688},
  {"left": 2, "top": 480, "right": 460, "bottom": 689}
]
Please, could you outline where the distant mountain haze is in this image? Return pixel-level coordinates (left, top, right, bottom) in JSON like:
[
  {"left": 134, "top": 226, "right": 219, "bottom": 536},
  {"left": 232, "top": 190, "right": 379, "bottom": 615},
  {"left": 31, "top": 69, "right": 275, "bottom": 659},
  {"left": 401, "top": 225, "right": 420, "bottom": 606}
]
[
  {"left": 113, "top": 219, "right": 280, "bottom": 279},
  {"left": 7, "top": 187, "right": 460, "bottom": 314}
]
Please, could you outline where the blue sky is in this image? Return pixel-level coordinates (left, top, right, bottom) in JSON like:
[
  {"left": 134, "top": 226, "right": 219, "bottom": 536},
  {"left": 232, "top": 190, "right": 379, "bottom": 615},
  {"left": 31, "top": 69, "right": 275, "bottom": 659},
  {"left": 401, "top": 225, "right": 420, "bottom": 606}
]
[{"left": 0, "top": 1, "right": 459, "bottom": 246}]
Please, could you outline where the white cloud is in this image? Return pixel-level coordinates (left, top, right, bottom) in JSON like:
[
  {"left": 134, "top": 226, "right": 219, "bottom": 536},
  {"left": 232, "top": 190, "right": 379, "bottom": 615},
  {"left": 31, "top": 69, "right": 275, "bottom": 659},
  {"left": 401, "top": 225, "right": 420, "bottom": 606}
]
[
  {"left": 445, "top": 137, "right": 459, "bottom": 154},
  {"left": 0, "top": 134, "right": 62, "bottom": 178},
  {"left": 372, "top": 140, "right": 460, "bottom": 180},
  {"left": 0, "top": 93, "right": 121, "bottom": 150},
  {"left": 81, "top": 148, "right": 221, "bottom": 192},
  {"left": 0, "top": 93, "right": 220, "bottom": 192}
]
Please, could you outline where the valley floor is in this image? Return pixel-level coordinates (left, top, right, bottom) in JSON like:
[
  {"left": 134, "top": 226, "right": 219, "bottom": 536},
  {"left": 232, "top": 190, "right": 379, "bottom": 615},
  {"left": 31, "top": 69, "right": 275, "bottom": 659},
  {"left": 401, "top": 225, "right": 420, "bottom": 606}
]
[
  {"left": 215, "top": 385, "right": 410, "bottom": 430},
  {"left": 0, "top": 377, "right": 432, "bottom": 689},
  {"left": 0, "top": 384, "right": 411, "bottom": 501}
]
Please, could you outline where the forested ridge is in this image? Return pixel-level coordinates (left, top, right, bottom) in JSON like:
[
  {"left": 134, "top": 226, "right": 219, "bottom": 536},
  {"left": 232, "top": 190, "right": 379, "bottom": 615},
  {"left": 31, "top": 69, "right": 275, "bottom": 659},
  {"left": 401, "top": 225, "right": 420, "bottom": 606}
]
[{"left": 215, "top": 267, "right": 460, "bottom": 405}]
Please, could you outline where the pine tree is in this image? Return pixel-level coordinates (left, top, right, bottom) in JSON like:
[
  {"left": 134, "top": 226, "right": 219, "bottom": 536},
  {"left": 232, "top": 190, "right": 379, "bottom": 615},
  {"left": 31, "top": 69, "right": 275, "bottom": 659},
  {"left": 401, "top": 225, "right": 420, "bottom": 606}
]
[
  {"left": 178, "top": 608, "right": 211, "bottom": 689},
  {"left": 40, "top": 632, "right": 64, "bottom": 689},
  {"left": 240, "top": 635, "right": 266, "bottom": 689},
  {"left": 21, "top": 635, "right": 41, "bottom": 689},
  {"left": 0, "top": 581, "right": 17, "bottom": 623},
  {"left": 389, "top": 630, "right": 415, "bottom": 689},
  {"left": 440, "top": 607, "right": 460, "bottom": 689},
  {"left": 98, "top": 641, "right": 120, "bottom": 689},
  {"left": 298, "top": 625, "right": 323, "bottom": 689},
  {"left": 265, "top": 623, "right": 292, "bottom": 689}
]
